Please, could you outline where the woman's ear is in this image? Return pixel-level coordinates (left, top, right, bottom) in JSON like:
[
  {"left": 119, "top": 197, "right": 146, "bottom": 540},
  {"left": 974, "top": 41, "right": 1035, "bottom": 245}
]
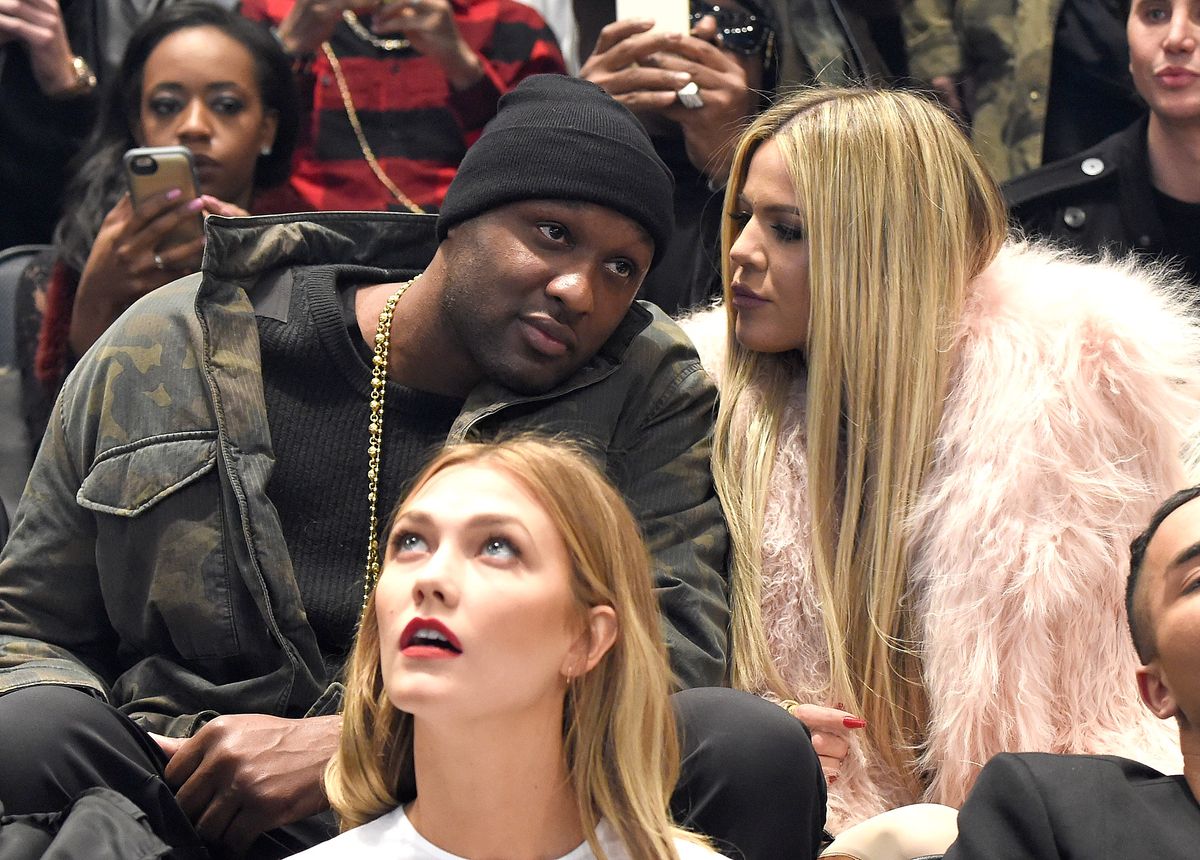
[
  {"left": 1137, "top": 661, "right": 1180, "bottom": 721},
  {"left": 562, "top": 605, "right": 618, "bottom": 679},
  {"left": 258, "top": 109, "right": 279, "bottom": 157}
]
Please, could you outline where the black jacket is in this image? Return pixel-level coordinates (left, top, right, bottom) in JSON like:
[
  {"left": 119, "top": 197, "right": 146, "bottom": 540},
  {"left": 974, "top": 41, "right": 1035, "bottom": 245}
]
[
  {"left": 945, "top": 753, "right": 1200, "bottom": 859},
  {"left": 1004, "top": 116, "right": 1193, "bottom": 277}
]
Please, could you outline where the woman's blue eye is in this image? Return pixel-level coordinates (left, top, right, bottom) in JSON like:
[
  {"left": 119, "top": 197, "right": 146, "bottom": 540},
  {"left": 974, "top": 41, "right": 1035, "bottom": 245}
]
[
  {"left": 395, "top": 532, "right": 428, "bottom": 554},
  {"left": 482, "top": 537, "right": 517, "bottom": 559}
]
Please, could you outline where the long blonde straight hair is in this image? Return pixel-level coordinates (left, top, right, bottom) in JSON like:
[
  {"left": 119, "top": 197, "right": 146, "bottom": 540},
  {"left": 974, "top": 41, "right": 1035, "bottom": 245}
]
[
  {"left": 325, "top": 436, "right": 701, "bottom": 859},
  {"left": 715, "top": 88, "right": 1008, "bottom": 788}
]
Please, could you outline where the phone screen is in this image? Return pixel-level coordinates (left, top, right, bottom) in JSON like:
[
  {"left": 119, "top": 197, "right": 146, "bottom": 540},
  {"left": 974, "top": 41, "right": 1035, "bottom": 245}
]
[{"left": 615, "top": 0, "right": 690, "bottom": 34}]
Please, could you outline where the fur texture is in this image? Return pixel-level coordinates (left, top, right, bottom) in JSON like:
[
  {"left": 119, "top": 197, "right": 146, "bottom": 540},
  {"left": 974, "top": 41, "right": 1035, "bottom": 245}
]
[{"left": 681, "top": 243, "right": 1200, "bottom": 832}]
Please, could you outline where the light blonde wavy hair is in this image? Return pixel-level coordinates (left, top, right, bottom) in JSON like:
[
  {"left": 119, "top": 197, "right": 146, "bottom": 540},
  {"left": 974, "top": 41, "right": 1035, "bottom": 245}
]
[
  {"left": 325, "top": 435, "right": 701, "bottom": 859},
  {"left": 715, "top": 87, "right": 1008, "bottom": 790}
]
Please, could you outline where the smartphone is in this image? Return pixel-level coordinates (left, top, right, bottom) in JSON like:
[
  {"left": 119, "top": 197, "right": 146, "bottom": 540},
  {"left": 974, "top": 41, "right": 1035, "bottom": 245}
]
[
  {"left": 615, "top": 0, "right": 690, "bottom": 35},
  {"left": 123, "top": 146, "right": 204, "bottom": 251}
]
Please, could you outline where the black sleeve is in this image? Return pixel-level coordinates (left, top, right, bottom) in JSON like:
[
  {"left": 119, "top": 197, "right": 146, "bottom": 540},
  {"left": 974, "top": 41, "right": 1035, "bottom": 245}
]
[{"left": 944, "top": 754, "right": 1062, "bottom": 860}]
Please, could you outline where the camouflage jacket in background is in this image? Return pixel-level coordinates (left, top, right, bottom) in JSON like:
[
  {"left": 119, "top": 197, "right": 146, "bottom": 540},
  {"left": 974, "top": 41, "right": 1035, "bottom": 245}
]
[
  {"left": 902, "top": 0, "right": 1064, "bottom": 181},
  {"left": 0, "top": 211, "right": 730, "bottom": 736}
]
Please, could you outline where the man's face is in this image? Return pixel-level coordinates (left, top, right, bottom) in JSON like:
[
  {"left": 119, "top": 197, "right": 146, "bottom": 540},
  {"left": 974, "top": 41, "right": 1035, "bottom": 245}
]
[
  {"left": 1135, "top": 495, "right": 1200, "bottom": 730},
  {"left": 438, "top": 200, "right": 655, "bottom": 395}
]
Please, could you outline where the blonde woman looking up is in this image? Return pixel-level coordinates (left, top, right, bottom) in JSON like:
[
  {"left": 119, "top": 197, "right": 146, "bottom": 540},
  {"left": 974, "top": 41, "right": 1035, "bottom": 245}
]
[
  {"left": 296, "top": 436, "right": 725, "bottom": 860},
  {"left": 680, "top": 86, "right": 1200, "bottom": 833}
]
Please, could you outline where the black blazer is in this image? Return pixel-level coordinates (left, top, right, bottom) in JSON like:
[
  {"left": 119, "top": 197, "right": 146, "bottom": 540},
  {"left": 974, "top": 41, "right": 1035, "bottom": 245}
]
[{"left": 945, "top": 753, "right": 1200, "bottom": 859}]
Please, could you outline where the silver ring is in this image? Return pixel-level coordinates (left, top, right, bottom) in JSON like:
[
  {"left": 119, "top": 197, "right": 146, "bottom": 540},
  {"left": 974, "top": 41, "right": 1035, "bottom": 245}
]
[
  {"left": 676, "top": 81, "right": 704, "bottom": 110},
  {"left": 153, "top": 253, "right": 166, "bottom": 271}
]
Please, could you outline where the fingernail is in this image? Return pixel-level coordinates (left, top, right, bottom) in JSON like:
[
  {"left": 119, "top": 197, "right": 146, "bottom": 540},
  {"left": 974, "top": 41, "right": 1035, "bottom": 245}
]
[
  {"left": 828, "top": 774, "right": 838, "bottom": 784},
  {"left": 166, "top": 188, "right": 182, "bottom": 201},
  {"left": 187, "top": 197, "right": 205, "bottom": 211},
  {"left": 843, "top": 717, "right": 867, "bottom": 729},
  {"left": 674, "top": 72, "right": 692, "bottom": 84}
]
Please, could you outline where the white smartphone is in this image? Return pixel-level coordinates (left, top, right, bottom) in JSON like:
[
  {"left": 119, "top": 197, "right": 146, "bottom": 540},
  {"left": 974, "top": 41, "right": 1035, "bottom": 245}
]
[
  {"left": 123, "top": 145, "right": 204, "bottom": 251},
  {"left": 615, "top": 0, "right": 690, "bottom": 35}
]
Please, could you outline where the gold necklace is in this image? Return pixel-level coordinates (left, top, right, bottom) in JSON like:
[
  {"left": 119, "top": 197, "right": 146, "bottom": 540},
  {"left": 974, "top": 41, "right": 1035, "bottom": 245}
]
[
  {"left": 341, "top": 10, "right": 410, "bottom": 51},
  {"left": 363, "top": 275, "right": 420, "bottom": 614},
  {"left": 320, "top": 41, "right": 426, "bottom": 215}
]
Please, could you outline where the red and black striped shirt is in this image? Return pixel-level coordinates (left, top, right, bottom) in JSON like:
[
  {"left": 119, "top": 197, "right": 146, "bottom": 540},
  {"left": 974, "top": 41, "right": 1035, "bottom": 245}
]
[{"left": 241, "top": 0, "right": 565, "bottom": 214}]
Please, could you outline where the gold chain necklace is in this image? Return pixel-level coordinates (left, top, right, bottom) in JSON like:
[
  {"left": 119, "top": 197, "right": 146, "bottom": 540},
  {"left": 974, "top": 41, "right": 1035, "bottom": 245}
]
[
  {"left": 319, "top": 40, "right": 426, "bottom": 215},
  {"left": 341, "top": 10, "right": 410, "bottom": 51},
  {"left": 362, "top": 275, "right": 420, "bottom": 613}
]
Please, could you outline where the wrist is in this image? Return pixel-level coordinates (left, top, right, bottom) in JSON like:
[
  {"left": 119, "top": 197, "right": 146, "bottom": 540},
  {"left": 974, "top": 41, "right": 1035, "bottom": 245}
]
[
  {"left": 439, "top": 42, "right": 485, "bottom": 91},
  {"left": 43, "top": 53, "right": 96, "bottom": 99}
]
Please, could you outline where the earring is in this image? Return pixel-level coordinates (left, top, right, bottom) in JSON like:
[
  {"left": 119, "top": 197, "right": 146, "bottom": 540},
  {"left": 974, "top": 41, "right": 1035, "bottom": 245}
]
[{"left": 260, "top": 145, "right": 272, "bottom": 156}]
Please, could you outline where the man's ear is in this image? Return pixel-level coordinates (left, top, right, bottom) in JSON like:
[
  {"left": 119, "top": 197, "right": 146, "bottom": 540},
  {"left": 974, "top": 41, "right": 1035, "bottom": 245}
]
[
  {"left": 1137, "top": 661, "right": 1179, "bottom": 721},
  {"left": 562, "top": 605, "right": 618, "bottom": 679}
]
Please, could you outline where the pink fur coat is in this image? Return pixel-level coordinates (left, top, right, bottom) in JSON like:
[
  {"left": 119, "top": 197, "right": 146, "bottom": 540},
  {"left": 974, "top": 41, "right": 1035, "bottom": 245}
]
[{"left": 680, "top": 243, "right": 1200, "bottom": 832}]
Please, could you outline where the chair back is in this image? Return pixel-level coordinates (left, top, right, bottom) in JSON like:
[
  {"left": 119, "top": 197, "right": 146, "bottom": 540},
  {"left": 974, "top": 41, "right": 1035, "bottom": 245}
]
[{"left": 0, "top": 244, "right": 52, "bottom": 537}]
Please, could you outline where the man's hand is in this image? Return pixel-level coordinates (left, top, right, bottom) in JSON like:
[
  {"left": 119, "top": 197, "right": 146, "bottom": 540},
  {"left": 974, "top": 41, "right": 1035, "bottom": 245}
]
[
  {"left": 645, "top": 14, "right": 758, "bottom": 182},
  {"left": 580, "top": 16, "right": 757, "bottom": 182},
  {"left": 372, "top": 0, "right": 483, "bottom": 90},
  {"left": 158, "top": 713, "right": 341, "bottom": 856},
  {"left": 580, "top": 19, "right": 692, "bottom": 114},
  {"left": 274, "top": 0, "right": 350, "bottom": 57},
  {"left": 0, "top": 0, "right": 79, "bottom": 96}
]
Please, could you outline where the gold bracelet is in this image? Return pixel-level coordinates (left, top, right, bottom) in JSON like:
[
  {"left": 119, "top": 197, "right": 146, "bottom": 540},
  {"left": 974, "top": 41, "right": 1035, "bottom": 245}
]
[{"left": 778, "top": 699, "right": 800, "bottom": 713}]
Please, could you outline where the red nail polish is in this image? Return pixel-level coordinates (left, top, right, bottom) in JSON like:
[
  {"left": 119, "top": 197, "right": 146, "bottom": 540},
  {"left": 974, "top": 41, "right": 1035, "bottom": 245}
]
[
  {"left": 828, "top": 774, "right": 838, "bottom": 784},
  {"left": 843, "top": 717, "right": 867, "bottom": 729}
]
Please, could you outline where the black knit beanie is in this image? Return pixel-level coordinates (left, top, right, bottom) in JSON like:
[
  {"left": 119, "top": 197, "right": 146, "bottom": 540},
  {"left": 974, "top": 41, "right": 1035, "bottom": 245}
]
[{"left": 437, "top": 75, "right": 675, "bottom": 267}]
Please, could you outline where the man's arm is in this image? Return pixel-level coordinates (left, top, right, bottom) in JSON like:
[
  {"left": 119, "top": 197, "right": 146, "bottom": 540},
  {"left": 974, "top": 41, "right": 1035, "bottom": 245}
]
[
  {"left": 613, "top": 315, "right": 730, "bottom": 689},
  {"left": 0, "top": 382, "right": 116, "bottom": 699},
  {"left": 943, "top": 753, "right": 1062, "bottom": 859}
]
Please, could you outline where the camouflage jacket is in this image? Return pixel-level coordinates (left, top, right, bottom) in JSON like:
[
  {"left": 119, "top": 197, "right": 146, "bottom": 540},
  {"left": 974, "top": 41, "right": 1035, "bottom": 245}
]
[
  {"left": 0, "top": 212, "right": 730, "bottom": 735},
  {"left": 903, "top": 0, "right": 1064, "bottom": 181}
]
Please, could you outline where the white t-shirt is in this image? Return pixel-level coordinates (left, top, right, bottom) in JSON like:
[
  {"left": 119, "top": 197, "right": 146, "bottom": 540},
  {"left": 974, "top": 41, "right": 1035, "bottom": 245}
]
[{"left": 291, "top": 806, "right": 727, "bottom": 859}]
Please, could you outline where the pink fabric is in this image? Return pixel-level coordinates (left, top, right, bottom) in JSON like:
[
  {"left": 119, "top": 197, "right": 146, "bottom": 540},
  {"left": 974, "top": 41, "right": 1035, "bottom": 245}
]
[{"left": 681, "top": 243, "right": 1200, "bottom": 831}]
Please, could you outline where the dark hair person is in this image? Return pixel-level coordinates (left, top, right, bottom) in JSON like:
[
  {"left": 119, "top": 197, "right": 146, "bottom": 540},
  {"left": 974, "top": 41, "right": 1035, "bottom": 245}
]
[{"left": 16, "top": 0, "right": 300, "bottom": 443}]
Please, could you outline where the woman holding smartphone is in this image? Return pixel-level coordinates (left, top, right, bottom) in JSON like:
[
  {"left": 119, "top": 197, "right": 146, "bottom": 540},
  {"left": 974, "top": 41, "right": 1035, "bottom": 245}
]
[
  {"left": 681, "top": 86, "right": 1200, "bottom": 832},
  {"left": 16, "top": 0, "right": 299, "bottom": 443},
  {"left": 297, "top": 435, "right": 723, "bottom": 860}
]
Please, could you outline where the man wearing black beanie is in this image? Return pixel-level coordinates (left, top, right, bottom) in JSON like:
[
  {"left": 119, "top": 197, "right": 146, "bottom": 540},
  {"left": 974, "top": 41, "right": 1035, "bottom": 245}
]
[{"left": 0, "top": 75, "right": 824, "bottom": 859}]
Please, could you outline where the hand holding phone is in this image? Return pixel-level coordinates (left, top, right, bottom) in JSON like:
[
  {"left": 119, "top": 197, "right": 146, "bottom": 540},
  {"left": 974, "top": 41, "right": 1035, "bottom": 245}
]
[{"left": 123, "top": 146, "right": 204, "bottom": 251}]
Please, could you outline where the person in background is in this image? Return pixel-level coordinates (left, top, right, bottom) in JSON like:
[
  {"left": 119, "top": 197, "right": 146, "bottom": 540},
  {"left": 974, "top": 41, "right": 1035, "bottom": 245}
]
[
  {"left": 579, "top": 0, "right": 780, "bottom": 316},
  {"left": 903, "top": 0, "right": 1144, "bottom": 182},
  {"left": 1006, "top": 0, "right": 1200, "bottom": 288},
  {"left": 945, "top": 484, "right": 1200, "bottom": 859},
  {"left": 298, "top": 436, "right": 726, "bottom": 859},
  {"left": 14, "top": 0, "right": 299, "bottom": 446},
  {"left": 1, "top": 0, "right": 101, "bottom": 249},
  {"left": 681, "top": 85, "right": 1200, "bottom": 832},
  {"left": 239, "top": 0, "right": 565, "bottom": 215},
  {"left": 0, "top": 0, "right": 240, "bottom": 250}
]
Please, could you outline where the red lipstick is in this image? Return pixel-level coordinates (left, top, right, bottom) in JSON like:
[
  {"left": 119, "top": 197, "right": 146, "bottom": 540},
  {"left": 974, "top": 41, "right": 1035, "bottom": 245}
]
[{"left": 400, "top": 618, "right": 463, "bottom": 659}]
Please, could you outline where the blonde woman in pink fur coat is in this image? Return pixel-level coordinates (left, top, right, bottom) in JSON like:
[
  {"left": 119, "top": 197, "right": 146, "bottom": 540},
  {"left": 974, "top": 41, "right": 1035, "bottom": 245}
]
[{"left": 679, "top": 86, "right": 1200, "bottom": 834}]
